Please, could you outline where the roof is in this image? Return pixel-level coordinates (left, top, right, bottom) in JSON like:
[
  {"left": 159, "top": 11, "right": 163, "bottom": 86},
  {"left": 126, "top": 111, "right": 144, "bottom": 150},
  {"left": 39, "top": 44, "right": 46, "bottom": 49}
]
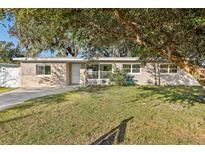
[
  {"left": 13, "top": 57, "right": 141, "bottom": 62},
  {"left": 0, "top": 63, "right": 19, "bottom": 67}
]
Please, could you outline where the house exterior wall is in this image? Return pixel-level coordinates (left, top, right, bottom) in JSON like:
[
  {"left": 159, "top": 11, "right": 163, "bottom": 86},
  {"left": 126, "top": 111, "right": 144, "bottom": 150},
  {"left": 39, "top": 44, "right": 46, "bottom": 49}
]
[
  {"left": 19, "top": 61, "right": 199, "bottom": 87},
  {"left": 20, "top": 62, "right": 69, "bottom": 87},
  {"left": 139, "top": 63, "right": 199, "bottom": 86},
  {"left": 159, "top": 69, "right": 199, "bottom": 86},
  {"left": 84, "top": 62, "right": 200, "bottom": 86}
]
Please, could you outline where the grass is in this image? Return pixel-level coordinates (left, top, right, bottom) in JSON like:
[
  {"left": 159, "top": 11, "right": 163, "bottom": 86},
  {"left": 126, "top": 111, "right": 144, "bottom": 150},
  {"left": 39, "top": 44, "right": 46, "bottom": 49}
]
[
  {"left": 0, "top": 85, "right": 205, "bottom": 144},
  {"left": 0, "top": 87, "right": 14, "bottom": 93}
]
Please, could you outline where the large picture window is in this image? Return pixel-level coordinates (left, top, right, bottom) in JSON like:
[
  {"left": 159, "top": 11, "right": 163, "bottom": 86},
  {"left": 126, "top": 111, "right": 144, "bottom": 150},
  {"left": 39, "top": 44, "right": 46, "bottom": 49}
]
[
  {"left": 87, "top": 64, "right": 99, "bottom": 79},
  {"left": 87, "top": 64, "right": 112, "bottom": 79},
  {"left": 36, "top": 65, "right": 51, "bottom": 75},
  {"left": 100, "top": 64, "right": 112, "bottom": 79}
]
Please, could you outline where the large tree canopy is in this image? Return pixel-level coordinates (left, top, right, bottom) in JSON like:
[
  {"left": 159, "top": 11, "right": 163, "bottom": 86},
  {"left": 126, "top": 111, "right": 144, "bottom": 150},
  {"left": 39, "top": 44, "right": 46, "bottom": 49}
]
[{"left": 1, "top": 8, "right": 205, "bottom": 87}]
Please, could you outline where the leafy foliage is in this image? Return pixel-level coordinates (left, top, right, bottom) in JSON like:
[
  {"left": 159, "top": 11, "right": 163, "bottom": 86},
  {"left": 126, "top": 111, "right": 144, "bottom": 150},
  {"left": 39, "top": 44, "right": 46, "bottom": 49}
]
[
  {"left": 109, "top": 67, "right": 135, "bottom": 86},
  {"left": 1, "top": 9, "right": 205, "bottom": 86},
  {"left": 0, "top": 41, "right": 23, "bottom": 63},
  {"left": 0, "top": 9, "right": 204, "bottom": 59}
]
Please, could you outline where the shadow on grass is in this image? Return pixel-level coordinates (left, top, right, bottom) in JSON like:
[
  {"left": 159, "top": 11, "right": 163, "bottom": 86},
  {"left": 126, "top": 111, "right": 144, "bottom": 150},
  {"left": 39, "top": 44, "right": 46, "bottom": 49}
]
[
  {"left": 138, "top": 86, "right": 205, "bottom": 105},
  {"left": 0, "top": 111, "right": 44, "bottom": 124},
  {"left": 90, "top": 116, "right": 134, "bottom": 145}
]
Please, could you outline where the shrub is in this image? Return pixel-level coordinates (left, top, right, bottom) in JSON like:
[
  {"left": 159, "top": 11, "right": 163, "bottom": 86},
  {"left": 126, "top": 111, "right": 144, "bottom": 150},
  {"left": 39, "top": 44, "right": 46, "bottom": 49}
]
[{"left": 109, "top": 68, "right": 135, "bottom": 86}]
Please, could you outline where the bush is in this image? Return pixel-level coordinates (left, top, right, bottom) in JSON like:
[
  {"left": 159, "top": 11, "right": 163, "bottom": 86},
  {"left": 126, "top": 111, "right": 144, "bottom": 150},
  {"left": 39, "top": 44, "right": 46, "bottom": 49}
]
[{"left": 109, "top": 68, "right": 135, "bottom": 86}]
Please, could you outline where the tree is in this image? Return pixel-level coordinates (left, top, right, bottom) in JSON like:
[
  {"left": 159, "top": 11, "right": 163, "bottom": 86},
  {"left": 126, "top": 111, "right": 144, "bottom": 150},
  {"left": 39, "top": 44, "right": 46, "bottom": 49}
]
[
  {"left": 0, "top": 41, "right": 23, "bottom": 63},
  {"left": 1, "top": 9, "right": 82, "bottom": 57},
  {"left": 1, "top": 9, "right": 205, "bottom": 88}
]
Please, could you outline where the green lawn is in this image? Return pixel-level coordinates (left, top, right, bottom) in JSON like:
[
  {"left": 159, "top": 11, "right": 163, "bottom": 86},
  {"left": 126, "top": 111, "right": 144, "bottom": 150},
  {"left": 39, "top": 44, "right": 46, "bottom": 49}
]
[
  {"left": 0, "top": 87, "right": 14, "bottom": 93},
  {"left": 0, "top": 85, "right": 205, "bottom": 144}
]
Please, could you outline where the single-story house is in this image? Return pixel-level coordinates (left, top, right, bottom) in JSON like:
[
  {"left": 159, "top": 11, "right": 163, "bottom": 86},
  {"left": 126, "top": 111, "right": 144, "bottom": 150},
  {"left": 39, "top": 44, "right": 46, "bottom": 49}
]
[
  {"left": 0, "top": 63, "right": 21, "bottom": 87},
  {"left": 13, "top": 57, "right": 199, "bottom": 88}
]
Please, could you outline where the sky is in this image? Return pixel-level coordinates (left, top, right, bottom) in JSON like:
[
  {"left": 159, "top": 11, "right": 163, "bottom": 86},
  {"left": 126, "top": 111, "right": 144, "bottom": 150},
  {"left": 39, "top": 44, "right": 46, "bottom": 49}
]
[
  {"left": 0, "top": 19, "right": 18, "bottom": 45},
  {"left": 0, "top": 19, "right": 56, "bottom": 57}
]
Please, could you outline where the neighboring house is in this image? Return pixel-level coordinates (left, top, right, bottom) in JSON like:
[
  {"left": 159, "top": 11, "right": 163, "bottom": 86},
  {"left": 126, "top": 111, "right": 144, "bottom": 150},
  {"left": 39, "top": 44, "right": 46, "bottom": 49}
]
[
  {"left": 0, "top": 63, "right": 21, "bottom": 87},
  {"left": 13, "top": 57, "right": 199, "bottom": 88}
]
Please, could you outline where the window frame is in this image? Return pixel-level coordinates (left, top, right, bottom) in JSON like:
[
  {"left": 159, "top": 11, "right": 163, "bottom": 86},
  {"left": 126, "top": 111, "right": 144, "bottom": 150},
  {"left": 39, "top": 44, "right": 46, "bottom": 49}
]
[
  {"left": 123, "top": 63, "right": 141, "bottom": 74},
  {"left": 123, "top": 64, "right": 132, "bottom": 74},
  {"left": 131, "top": 64, "right": 141, "bottom": 74},
  {"left": 86, "top": 63, "right": 113, "bottom": 80},
  {"left": 100, "top": 64, "right": 113, "bottom": 79},
  {"left": 169, "top": 64, "right": 178, "bottom": 73},
  {"left": 159, "top": 63, "right": 178, "bottom": 74},
  {"left": 86, "top": 64, "right": 99, "bottom": 79},
  {"left": 36, "top": 64, "right": 51, "bottom": 76}
]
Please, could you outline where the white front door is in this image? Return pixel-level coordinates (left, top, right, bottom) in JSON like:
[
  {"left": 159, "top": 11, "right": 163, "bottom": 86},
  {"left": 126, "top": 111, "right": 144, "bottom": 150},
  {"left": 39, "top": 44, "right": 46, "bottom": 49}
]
[{"left": 71, "top": 64, "right": 81, "bottom": 84}]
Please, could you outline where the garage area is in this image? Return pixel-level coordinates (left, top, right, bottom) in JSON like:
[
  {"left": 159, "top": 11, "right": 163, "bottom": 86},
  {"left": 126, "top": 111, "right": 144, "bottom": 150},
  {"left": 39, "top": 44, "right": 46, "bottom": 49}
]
[{"left": 0, "top": 63, "right": 21, "bottom": 88}]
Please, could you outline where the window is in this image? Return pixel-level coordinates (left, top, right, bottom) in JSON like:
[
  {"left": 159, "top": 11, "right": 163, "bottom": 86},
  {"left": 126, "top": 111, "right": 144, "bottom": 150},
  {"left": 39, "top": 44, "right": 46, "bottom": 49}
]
[
  {"left": 169, "top": 64, "right": 178, "bottom": 73},
  {"left": 100, "top": 64, "right": 112, "bottom": 79},
  {"left": 123, "top": 64, "right": 131, "bottom": 73},
  {"left": 123, "top": 64, "right": 141, "bottom": 73},
  {"left": 36, "top": 65, "right": 51, "bottom": 75},
  {"left": 159, "top": 64, "right": 169, "bottom": 73},
  {"left": 87, "top": 64, "right": 99, "bottom": 79},
  {"left": 132, "top": 64, "right": 141, "bottom": 73},
  {"left": 160, "top": 64, "right": 177, "bottom": 73}
]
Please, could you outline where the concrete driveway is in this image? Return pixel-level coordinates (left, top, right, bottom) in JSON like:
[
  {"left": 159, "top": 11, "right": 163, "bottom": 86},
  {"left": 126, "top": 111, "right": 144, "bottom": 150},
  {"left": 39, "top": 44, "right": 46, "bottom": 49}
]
[{"left": 0, "top": 85, "right": 80, "bottom": 111}]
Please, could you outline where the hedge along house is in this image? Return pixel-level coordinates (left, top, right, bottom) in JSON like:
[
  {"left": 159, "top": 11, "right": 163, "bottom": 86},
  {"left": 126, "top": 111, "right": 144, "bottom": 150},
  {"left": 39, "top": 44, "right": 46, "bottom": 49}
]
[{"left": 13, "top": 57, "right": 199, "bottom": 88}]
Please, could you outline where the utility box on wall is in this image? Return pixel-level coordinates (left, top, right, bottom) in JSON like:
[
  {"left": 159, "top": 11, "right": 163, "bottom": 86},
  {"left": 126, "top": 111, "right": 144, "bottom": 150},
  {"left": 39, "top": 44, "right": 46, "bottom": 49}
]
[{"left": 0, "top": 63, "right": 21, "bottom": 88}]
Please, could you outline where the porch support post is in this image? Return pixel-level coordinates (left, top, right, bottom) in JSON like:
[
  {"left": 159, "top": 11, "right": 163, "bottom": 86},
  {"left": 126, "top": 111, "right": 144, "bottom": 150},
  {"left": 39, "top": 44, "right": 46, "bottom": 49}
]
[{"left": 98, "top": 64, "right": 100, "bottom": 84}]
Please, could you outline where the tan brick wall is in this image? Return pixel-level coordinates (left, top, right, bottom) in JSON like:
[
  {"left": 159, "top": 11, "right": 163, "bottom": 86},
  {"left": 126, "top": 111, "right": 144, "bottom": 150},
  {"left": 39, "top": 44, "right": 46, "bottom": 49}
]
[{"left": 21, "top": 62, "right": 68, "bottom": 87}]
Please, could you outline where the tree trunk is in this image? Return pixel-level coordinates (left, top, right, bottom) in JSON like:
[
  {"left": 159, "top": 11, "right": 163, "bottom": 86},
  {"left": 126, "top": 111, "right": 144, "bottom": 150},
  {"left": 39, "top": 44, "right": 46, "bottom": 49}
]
[
  {"left": 114, "top": 10, "right": 205, "bottom": 89},
  {"left": 159, "top": 49, "right": 205, "bottom": 89}
]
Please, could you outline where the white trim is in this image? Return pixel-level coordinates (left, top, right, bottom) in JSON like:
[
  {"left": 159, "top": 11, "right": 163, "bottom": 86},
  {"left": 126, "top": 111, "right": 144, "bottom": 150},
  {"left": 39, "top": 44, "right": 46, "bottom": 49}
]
[
  {"left": 123, "top": 63, "right": 141, "bottom": 74},
  {"left": 86, "top": 64, "right": 99, "bottom": 79},
  {"left": 98, "top": 64, "right": 100, "bottom": 82},
  {"left": 36, "top": 74, "right": 52, "bottom": 77},
  {"left": 131, "top": 63, "right": 142, "bottom": 74},
  {"left": 159, "top": 63, "right": 178, "bottom": 74},
  {"left": 86, "top": 63, "right": 112, "bottom": 80},
  {"left": 100, "top": 63, "right": 113, "bottom": 79},
  {"left": 13, "top": 57, "right": 140, "bottom": 62},
  {"left": 36, "top": 64, "right": 51, "bottom": 76}
]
